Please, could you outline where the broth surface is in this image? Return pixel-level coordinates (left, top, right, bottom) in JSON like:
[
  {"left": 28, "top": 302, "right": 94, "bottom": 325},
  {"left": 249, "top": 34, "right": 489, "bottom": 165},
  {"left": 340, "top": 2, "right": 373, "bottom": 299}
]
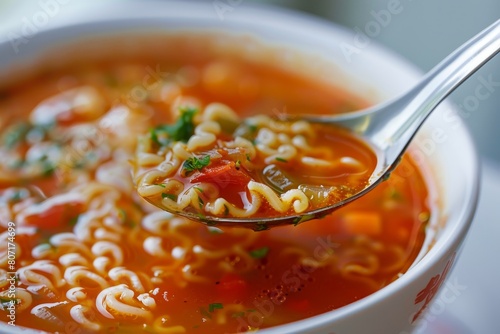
[{"left": 0, "top": 35, "right": 430, "bottom": 333}]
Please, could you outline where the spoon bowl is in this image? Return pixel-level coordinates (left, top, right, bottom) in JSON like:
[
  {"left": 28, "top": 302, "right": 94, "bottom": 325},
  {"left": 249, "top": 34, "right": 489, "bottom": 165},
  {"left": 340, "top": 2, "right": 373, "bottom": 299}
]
[{"left": 144, "top": 19, "right": 499, "bottom": 230}]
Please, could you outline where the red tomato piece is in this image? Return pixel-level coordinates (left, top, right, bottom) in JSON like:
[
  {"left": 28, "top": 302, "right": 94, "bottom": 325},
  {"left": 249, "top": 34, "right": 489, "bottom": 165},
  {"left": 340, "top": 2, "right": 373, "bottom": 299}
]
[{"left": 191, "top": 161, "right": 251, "bottom": 187}]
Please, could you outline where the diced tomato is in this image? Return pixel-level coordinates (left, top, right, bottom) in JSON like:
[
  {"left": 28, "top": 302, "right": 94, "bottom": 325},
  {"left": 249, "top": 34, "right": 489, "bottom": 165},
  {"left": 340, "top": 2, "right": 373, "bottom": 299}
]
[
  {"left": 191, "top": 161, "right": 251, "bottom": 187},
  {"left": 18, "top": 193, "right": 85, "bottom": 230},
  {"left": 216, "top": 273, "right": 248, "bottom": 301}
]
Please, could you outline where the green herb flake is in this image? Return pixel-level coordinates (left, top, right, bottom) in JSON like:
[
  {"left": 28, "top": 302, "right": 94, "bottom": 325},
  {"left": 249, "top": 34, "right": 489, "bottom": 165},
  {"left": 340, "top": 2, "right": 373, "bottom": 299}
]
[
  {"left": 293, "top": 214, "right": 315, "bottom": 226},
  {"left": 199, "top": 307, "right": 212, "bottom": 319},
  {"left": 275, "top": 157, "right": 288, "bottom": 163},
  {"left": 208, "top": 226, "right": 223, "bottom": 234},
  {"left": 231, "top": 312, "right": 246, "bottom": 318},
  {"left": 206, "top": 220, "right": 217, "bottom": 227},
  {"left": 249, "top": 247, "right": 269, "bottom": 259},
  {"left": 9, "top": 189, "right": 26, "bottom": 202},
  {"left": 208, "top": 303, "right": 223, "bottom": 312},
  {"left": 150, "top": 128, "right": 163, "bottom": 147},
  {"left": 117, "top": 208, "right": 136, "bottom": 229},
  {"left": 0, "top": 298, "right": 18, "bottom": 307},
  {"left": 117, "top": 208, "right": 127, "bottom": 220},
  {"left": 3, "top": 122, "right": 30, "bottom": 149},
  {"left": 161, "top": 193, "right": 177, "bottom": 201},
  {"left": 247, "top": 123, "right": 258, "bottom": 133},
  {"left": 38, "top": 156, "right": 57, "bottom": 177},
  {"left": 198, "top": 196, "right": 204, "bottom": 209},
  {"left": 194, "top": 187, "right": 204, "bottom": 193},
  {"left": 69, "top": 215, "right": 80, "bottom": 226},
  {"left": 150, "top": 107, "right": 198, "bottom": 147},
  {"left": 182, "top": 155, "right": 210, "bottom": 175},
  {"left": 255, "top": 222, "right": 268, "bottom": 231}
]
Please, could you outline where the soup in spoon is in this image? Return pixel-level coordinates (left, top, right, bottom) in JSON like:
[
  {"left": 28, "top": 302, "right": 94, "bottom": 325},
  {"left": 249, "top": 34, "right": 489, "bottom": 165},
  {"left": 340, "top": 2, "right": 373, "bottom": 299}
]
[{"left": 133, "top": 105, "right": 377, "bottom": 222}]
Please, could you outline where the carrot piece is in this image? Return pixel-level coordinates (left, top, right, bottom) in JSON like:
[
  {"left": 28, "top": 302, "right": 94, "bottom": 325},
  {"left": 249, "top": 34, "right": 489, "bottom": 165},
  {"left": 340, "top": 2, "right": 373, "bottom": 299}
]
[{"left": 341, "top": 211, "right": 382, "bottom": 236}]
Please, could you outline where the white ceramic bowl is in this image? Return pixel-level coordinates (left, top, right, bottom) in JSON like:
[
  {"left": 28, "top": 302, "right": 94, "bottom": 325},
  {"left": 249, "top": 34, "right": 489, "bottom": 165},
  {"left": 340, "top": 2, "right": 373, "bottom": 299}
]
[{"left": 0, "top": 1, "right": 479, "bottom": 333}]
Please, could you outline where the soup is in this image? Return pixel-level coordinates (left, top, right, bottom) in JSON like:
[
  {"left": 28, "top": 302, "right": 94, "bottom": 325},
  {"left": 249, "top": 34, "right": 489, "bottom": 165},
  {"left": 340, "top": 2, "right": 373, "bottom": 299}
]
[
  {"left": 133, "top": 106, "right": 377, "bottom": 220},
  {"left": 0, "top": 35, "right": 430, "bottom": 333}
]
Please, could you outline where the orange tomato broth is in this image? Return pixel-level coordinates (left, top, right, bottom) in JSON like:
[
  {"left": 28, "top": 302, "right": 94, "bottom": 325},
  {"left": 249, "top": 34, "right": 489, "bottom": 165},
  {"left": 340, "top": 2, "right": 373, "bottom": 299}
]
[
  {"left": 138, "top": 117, "right": 377, "bottom": 219},
  {"left": 0, "top": 34, "right": 430, "bottom": 333}
]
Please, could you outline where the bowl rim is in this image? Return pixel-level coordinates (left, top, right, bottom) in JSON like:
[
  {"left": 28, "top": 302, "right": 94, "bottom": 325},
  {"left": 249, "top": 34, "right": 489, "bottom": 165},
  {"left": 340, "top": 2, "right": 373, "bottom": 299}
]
[{"left": 0, "top": 1, "right": 480, "bottom": 333}]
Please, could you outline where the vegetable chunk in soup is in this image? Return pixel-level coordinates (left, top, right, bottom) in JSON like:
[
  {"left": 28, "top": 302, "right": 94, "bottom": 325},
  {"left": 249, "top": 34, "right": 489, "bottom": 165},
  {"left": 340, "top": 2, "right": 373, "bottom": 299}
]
[{"left": 0, "top": 35, "right": 430, "bottom": 333}]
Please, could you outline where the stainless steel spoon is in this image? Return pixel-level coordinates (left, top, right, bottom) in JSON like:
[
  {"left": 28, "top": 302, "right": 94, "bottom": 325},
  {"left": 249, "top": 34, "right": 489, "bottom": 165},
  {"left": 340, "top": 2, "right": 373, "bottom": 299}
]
[{"left": 172, "top": 19, "right": 500, "bottom": 230}]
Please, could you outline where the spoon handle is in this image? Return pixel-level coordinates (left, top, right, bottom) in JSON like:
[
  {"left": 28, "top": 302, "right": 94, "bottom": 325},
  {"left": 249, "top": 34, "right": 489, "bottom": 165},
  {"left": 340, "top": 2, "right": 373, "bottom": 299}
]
[{"left": 382, "top": 19, "right": 500, "bottom": 151}]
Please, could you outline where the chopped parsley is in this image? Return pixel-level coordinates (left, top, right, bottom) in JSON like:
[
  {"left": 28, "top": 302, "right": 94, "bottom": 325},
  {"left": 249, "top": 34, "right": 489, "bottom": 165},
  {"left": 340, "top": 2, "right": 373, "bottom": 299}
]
[
  {"left": 231, "top": 312, "right": 246, "bottom": 318},
  {"left": 255, "top": 222, "right": 268, "bottom": 231},
  {"left": 208, "top": 303, "right": 223, "bottom": 312},
  {"left": 292, "top": 214, "right": 316, "bottom": 226},
  {"left": 3, "top": 122, "right": 30, "bottom": 149},
  {"left": 68, "top": 215, "right": 80, "bottom": 226},
  {"left": 8, "top": 189, "right": 27, "bottom": 203},
  {"left": 200, "top": 307, "right": 212, "bottom": 319},
  {"left": 249, "top": 247, "right": 269, "bottom": 259},
  {"left": 150, "top": 107, "right": 198, "bottom": 147},
  {"left": 208, "top": 226, "right": 223, "bottom": 234},
  {"left": 161, "top": 193, "right": 177, "bottom": 201},
  {"left": 117, "top": 208, "right": 136, "bottom": 228},
  {"left": 0, "top": 298, "right": 18, "bottom": 307},
  {"left": 182, "top": 155, "right": 210, "bottom": 175},
  {"left": 246, "top": 123, "right": 258, "bottom": 133},
  {"left": 2, "top": 122, "right": 53, "bottom": 149},
  {"left": 275, "top": 157, "right": 288, "bottom": 163}
]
